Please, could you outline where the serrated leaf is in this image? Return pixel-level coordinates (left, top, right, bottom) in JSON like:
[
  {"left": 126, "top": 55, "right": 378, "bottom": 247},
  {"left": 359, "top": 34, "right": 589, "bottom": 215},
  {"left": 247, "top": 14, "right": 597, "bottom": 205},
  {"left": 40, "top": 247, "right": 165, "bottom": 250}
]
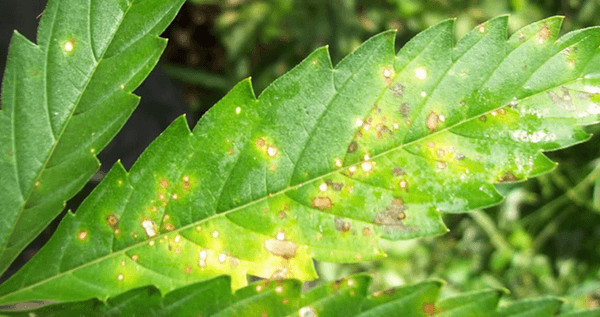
[
  {"left": 0, "top": 0, "right": 185, "bottom": 275},
  {"left": 1, "top": 274, "right": 579, "bottom": 317},
  {"left": 2, "top": 15, "right": 600, "bottom": 304}
]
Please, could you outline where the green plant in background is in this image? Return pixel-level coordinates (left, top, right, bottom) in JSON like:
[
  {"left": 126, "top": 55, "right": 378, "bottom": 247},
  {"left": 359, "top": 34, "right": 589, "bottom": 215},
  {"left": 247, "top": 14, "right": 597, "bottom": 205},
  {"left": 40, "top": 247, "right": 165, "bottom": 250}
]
[{"left": 1, "top": 0, "right": 600, "bottom": 315}]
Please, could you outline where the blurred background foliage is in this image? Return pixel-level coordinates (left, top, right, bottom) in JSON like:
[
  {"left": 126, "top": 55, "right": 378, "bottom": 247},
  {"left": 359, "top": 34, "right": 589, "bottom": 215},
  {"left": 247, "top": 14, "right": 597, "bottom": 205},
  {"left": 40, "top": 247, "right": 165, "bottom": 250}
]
[{"left": 160, "top": 0, "right": 600, "bottom": 313}]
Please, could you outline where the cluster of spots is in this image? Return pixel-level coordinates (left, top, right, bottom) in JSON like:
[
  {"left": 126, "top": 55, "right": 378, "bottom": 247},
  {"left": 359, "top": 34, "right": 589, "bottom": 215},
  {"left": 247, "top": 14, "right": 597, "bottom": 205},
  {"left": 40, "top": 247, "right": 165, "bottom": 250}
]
[
  {"left": 382, "top": 67, "right": 394, "bottom": 86},
  {"left": 374, "top": 198, "right": 407, "bottom": 229},
  {"left": 425, "top": 111, "right": 445, "bottom": 132},
  {"left": 257, "top": 137, "right": 279, "bottom": 158},
  {"left": 536, "top": 25, "right": 551, "bottom": 44},
  {"left": 512, "top": 129, "right": 556, "bottom": 143},
  {"left": 299, "top": 306, "right": 318, "bottom": 317},
  {"left": 264, "top": 238, "right": 298, "bottom": 259}
]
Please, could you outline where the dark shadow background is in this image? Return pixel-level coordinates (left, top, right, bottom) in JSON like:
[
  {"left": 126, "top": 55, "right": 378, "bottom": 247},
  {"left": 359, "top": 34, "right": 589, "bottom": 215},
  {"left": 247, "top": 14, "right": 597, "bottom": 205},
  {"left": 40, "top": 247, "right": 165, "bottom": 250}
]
[{"left": 0, "top": 0, "right": 189, "bottom": 281}]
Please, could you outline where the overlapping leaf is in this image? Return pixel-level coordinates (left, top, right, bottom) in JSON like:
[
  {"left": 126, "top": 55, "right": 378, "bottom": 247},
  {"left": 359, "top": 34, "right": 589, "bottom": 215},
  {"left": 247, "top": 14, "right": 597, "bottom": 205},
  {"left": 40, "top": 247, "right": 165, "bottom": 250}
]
[
  {"left": 0, "top": 0, "right": 185, "bottom": 275},
  {"left": 1, "top": 15, "right": 600, "bottom": 305},
  {"left": 3, "top": 274, "right": 597, "bottom": 316}
]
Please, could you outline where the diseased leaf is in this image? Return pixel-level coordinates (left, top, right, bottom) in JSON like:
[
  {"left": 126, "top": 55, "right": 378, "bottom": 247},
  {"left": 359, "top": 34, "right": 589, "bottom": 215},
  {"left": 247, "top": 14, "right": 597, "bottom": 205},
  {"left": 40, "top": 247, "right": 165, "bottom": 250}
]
[
  {"left": 1, "top": 15, "right": 600, "bottom": 304},
  {"left": 0, "top": 0, "right": 185, "bottom": 275},
  {"left": 2, "top": 274, "right": 591, "bottom": 316}
]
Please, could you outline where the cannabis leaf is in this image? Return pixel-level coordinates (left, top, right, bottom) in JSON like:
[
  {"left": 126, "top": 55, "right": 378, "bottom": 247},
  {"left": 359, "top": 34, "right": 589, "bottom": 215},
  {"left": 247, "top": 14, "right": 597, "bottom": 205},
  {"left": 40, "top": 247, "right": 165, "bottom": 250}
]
[
  {"left": 0, "top": 0, "right": 185, "bottom": 274},
  {"left": 3, "top": 274, "right": 596, "bottom": 316},
  {"left": 1, "top": 15, "right": 600, "bottom": 304}
]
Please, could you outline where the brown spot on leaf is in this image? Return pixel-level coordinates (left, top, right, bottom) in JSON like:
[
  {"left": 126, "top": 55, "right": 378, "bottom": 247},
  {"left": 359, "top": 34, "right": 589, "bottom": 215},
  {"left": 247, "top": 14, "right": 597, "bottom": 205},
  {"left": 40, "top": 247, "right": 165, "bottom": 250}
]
[
  {"left": 326, "top": 180, "right": 344, "bottom": 191},
  {"left": 265, "top": 239, "right": 297, "bottom": 259},
  {"left": 312, "top": 197, "right": 333, "bottom": 210},
  {"left": 425, "top": 111, "right": 439, "bottom": 132},
  {"left": 536, "top": 25, "right": 551, "bottom": 44},
  {"left": 375, "top": 198, "right": 408, "bottom": 227},
  {"left": 106, "top": 214, "right": 119, "bottom": 228},
  {"left": 391, "top": 83, "right": 404, "bottom": 98},
  {"left": 423, "top": 302, "right": 436, "bottom": 316},
  {"left": 498, "top": 171, "right": 519, "bottom": 183},
  {"left": 335, "top": 218, "right": 351, "bottom": 232},
  {"left": 347, "top": 141, "right": 358, "bottom": 153},
  {"left": 392, "top": 167, "right": 406, "bottom": 176},
  {"left": 400, "top": 103, "right": 410, "bottom": 117},
  {"left": 362, "top": 227, "right": 372, "bottom": 236}
]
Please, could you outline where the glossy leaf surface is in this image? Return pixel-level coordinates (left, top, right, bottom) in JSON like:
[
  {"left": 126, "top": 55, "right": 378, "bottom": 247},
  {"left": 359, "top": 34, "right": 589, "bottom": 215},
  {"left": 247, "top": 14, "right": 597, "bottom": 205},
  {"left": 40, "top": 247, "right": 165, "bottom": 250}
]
[
  {"left": 1, "top": 16, "right": 600, "bottom": 304},
  {"left": 0, "top": 0, "right": 185, "bottom": 275}
]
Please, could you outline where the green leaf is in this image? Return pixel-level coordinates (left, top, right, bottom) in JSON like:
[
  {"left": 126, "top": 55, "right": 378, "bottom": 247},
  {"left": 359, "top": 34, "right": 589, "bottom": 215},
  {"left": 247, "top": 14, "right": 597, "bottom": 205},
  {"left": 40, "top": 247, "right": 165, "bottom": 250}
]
[
  {"left": 2, "top": 15, "right": 600, "bottom": 304},
  {"left": 495, "top": 297, "right": 563, "bottom": 317},
  {"left": 0, "top": 0, "right": 186, "bottom": 275},
  {"left": 1, "top": 274, "right": 580, "bottom": 317}
]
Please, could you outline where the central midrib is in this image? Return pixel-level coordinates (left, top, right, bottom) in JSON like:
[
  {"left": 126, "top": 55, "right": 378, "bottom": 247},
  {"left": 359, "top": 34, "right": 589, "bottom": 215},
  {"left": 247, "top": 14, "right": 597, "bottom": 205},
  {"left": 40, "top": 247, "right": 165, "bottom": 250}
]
[
  {"left": 2, "top": 31, "right": 594, "bottom": 302},
  {"left": 0, "top": 78, "right": 572, "bottom": 301}
]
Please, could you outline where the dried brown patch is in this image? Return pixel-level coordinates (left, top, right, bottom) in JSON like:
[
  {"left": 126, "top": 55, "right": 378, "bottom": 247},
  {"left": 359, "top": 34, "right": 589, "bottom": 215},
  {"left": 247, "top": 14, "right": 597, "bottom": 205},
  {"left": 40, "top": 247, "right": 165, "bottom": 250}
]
[
  {"left": 347, "top": 141, "right": 358, "bottom": 153},
  {"left": 312, "top": 197, "right": 333, "bottom": 210},
  {"left": 425, "top": 111, "right": 439, "bottom": 132},
  {"left": 264, "top": 239, "right": 297, "bottom": 259},
  {"left": 335, "top": 218, "right": 351, "bottom": 232}
]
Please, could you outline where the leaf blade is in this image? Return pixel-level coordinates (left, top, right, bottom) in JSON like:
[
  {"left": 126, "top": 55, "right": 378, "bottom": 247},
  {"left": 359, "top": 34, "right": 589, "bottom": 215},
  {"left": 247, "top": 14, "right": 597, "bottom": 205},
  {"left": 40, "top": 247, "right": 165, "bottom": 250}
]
[
  {"left": 1, "top": 15, "right": 600, "bottom": 304},
  {"left": 0, "top": 0, "right": 185, "bottom": 275}
]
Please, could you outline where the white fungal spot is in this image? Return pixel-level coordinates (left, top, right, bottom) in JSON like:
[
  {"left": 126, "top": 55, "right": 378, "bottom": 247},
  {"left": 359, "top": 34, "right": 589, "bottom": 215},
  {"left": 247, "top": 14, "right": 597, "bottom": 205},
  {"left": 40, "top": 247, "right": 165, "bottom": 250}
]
[
  {"left": 334, "top": 158, "right": 343, "bottom": 167},
  {"left": 299, "top": 306, "right": 317, "bottom": 317},
  {"left": 199, "top": 250, "right": 207, "bottom": 267},
  {"left": 218, "top": 253, "right": 227, "bottom": 263},
  {"left": 256, "top": 285, "right": 264, "bottom": 292},
  {"left": 319, "top": 183, "right": 328, "bottom": 192},
  {"left": 361, "top": 161, "right": 373, "bottom": 172},
  {"left": 348, "top": 279, "right": 355, "bottom": 286},
  {"left": 235, "top": 107, "right": 241, "bottom": 114},
  {"left": 174, "top": 234, "right": 181, "bottom": 243},
  {"left": 478, "top": 25, "right": 485, "bottom": 33},
  {"left": 363, "top": 153, "right": 371, "bottom": 161},
  {"left": 414, "top": 67, "right": 427, "bottom": 80},
  {"left": 276, "top": 231, "right": 286, "bottom": 241},
  {"left": 63, "top": 40, "right": 74, "bottom": 52},
  {"left": 399, "top": 179, "right": 408, "bottom": 190},
  {"left": 117, "top": 274, "right": 124, "bottom": 281},
  {"left": 141, "top": 219, "right": 157, "bottom": 238},
  {"left": 383, "top": 68, "right": 392, "bottom": 78},
  {"left": 420, "top": 91, "right": 427, "bottom": 97},
  {"left": 77, "top": 230, "right": 88, "bottom": 241},
  {"left": 212, "top": 231, "right": 219, "bottom": 238},
  {"left": 267, "top": 146, "right": 278, "bottom": 158},
  {"left": 275, "top": 286, "right": 284, "bottom": 293},
  {"left": 355, "top": 119, "right": 364, "bottom": 127},
  {"left": 349, "top": 166, "right": 357, "bottom": 173}
]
